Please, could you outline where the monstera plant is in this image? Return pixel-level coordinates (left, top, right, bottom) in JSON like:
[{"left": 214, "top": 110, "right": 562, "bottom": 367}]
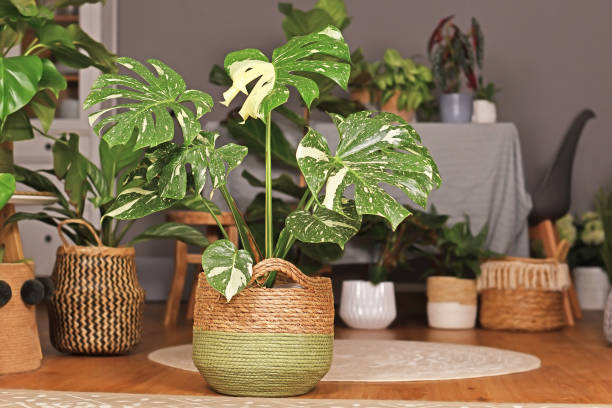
[{"left": 83, "top": 27, "right": 440, "bottom": 302}]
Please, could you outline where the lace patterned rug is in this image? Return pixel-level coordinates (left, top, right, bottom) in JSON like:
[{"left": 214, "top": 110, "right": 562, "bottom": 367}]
[
  {"left": 148, "top": 339, "right": 541, "bottom": 382},
  {"left": 1, "top": 389, "right": 608, "bottom": 408}
]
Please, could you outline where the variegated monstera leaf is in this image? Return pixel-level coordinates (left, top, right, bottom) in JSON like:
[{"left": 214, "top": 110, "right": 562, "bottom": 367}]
[
  {"left": 83, "top": 57, "right": 213, "bottom": 149},
  {"left": 221, "top": 25, "right": 350, "bottom": 122},
  {"left": 297, "top": 112, "right": 441, "bottom": 230},
  {"left": 202, "top": 239, "right": 254, "bottom": 302},
  {"left": 145, "top": 131, "right": 248, "bottom": 200},
  {"left": 285, "top": 199, "right": 361, "bottom": 249}
]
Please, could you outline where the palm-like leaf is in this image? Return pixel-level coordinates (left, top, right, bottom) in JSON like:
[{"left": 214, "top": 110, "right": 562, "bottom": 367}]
[
  {"left": 297, "top": 111, "right": 441, "bottom": 230},
  {"left": 220, "top": 25, "right": 350, "bottom": 122},
  {"left": 84, "top": 57, "right": 213, "bottom": 149}
]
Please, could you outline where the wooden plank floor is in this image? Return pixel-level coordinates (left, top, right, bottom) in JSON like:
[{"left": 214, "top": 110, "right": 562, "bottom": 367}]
[{"left": 0, "top": 303, "right": 610, "bottom": 403}]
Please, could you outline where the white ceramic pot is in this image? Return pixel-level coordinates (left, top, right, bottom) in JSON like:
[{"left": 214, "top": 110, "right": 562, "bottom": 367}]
[
  {"left": 573, "top": 266, "right": 610, "bottom": 310},
  {"left": 339, "top": 280, "right": 396, "bottom": 330},
  {"left": 471, "top": 99, "right": 497, "bottom": 123},
  {"left": 427, "top": 276, "right": 477, "bottom": 329}
]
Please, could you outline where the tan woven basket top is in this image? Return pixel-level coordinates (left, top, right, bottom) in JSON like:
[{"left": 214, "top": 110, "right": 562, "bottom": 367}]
[
  {"left": 477, "top": 257, "right": 571, "bottom": 292},
  {"left": 427, "top": 276, "right": 477, "bottom": 305},
  {"left": 194, "top": 258, "right": 334, "bottom": 335}
]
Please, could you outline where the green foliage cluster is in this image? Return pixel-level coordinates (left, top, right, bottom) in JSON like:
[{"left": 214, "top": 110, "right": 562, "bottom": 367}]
[
  {"left": 596, "top": 190, "right": 612, "bottom": 280},
  {"left": 372, "top": 49, "right": 434, "bottom": 112},
  {"left": 556, "top": 212, "right": 605, "bottom": 269}
]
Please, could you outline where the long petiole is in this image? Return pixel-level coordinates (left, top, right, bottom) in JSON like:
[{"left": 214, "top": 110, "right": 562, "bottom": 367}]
[
  {"left": 202, "top": 199, "right": 230, "bottom": 241},
  {"left": 264, "top": 111, "right": 273, "bottom": 259},
  {"left": 219, "top": 185, "right": 262, "bottom": 262}
]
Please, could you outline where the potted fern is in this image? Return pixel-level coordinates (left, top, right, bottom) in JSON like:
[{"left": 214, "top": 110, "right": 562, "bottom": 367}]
[
  {"left": 85, "top": 27, "right": 440, "bottom": 396},
  {"left": 427, "top": 15, "right": 478, "bottom": 123}
]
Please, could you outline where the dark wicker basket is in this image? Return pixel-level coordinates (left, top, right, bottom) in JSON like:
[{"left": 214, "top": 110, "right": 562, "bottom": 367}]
[{"left": 48, "top": 220, "right": 145, "bottom": 355}]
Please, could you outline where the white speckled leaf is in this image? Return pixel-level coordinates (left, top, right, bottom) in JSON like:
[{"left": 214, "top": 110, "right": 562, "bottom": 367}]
[
  {"left": 202, "top": 239, "right": 254, "bottom": 302},
  {"left": 297, "top": 111, "right": 441, "bottom": 230},
  {"left": 146, "top": 131, "right": 248, "bottom": 200},
  {"left": 104, "top": 186, "right": 175, "bottom": 220},
  {"left": 285, "top": 200, "right": 361, "bottom": 248},
  {"left": 221, "top": 26, "right": 350, "bottom": 122},
  {"left": 83, "top": 57, "right": 213, "bottom": 149}
]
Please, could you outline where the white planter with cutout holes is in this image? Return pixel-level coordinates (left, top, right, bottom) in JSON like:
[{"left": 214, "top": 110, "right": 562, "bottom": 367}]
[{"left": 339, "top": 280, "right": 397, "bottom": 329}]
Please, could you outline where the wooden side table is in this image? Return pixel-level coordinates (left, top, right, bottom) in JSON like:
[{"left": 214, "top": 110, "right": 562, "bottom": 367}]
[{"left": 163, "top": 211, "right": 238, "bottom": 326}]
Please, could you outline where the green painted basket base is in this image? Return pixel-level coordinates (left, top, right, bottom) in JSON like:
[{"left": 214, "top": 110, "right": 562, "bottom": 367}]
[{"left": 193, "top": 328, "right": 333, "bottom": 397}]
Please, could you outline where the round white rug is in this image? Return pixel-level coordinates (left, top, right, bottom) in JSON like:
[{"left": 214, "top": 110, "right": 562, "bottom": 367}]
[{"left": 148, "top": 339, "right": 540, "bottom": 382}]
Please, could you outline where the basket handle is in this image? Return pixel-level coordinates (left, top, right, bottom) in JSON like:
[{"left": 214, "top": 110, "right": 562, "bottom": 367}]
[
  {"left": 249, "top": 258, "right": 314, "bottom": 289},
  {"left": 57, "top": 219, "right": 103, "bottom": 247}
]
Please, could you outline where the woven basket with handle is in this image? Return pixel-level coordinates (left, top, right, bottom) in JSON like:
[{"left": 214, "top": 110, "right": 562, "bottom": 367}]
[
  {"left": 192, "top": 258, "right": 334, "bottom": 397},
  {"left": 48, "top": 219, "right": 145, "bottom": 355}
]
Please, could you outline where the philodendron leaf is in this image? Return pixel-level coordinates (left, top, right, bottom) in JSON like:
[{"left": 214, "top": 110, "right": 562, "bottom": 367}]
[
  {"left": 84, "top": 57, "right": 213, "bottom": 149},
  {"left": 201, "top": 239, "right": 254, "bottom": 302},
  {"left": 220, "top": 26, "right": 350, "bottom": 122},
  {"left": 0, "top": 56, "right": 43, "bottom": 120},
  {"left": 297, "top": 111, "right": 441, "bottom": 230},
  {"left": 146, "top": 131, "right": 247, "bottom": 200},
  {"left": 285, "top": 200, "right": 361, "bottom": 248},
  {"left": 0, "top": 110, "right": 34, "bottom": 142},
  {"left": 0, "top": 173, "right": 16, "bottom": 210},
  {"left": 128, "top": 222, "right": 209, "bottom": 247}
]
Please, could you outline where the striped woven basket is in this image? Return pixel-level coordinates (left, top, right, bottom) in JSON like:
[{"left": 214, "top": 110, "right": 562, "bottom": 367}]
[
  {"left": 477, "top": 256, "right": 571, "bottom": 331},
  {"left": 192, "top": 258, "right": 334, "bottom": 397},
  {"left": 48, "top": 219, "right": 145, "bottom": 355}
]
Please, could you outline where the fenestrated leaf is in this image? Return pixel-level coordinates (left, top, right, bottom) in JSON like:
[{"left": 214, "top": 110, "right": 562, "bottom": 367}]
[
  {"left": 201, "top": 239, "right": 254, "bottom": 302},
  {"left": 285, "top": 200, "right": 361, "bottom": 248},
  {"left": 84, "top": 57, "right": 213, "bottom": 149},
  {"left": 128, "top": 221, "right": 209, "bottom": 247},
  {"left": 223, "top": 112, "right": 297, "bottom": 168},
  {"left": 0, "top": 172, "right": 15, "bottom": 210},
  {"left": 0, "top": 109, "right": 33, "bottom": 142},
  {"left": 0, "top": 55, "right": 43, "bottom": 120},
  {"left": 297, "top": 111, "right": 441, "bottom": 230},
  {"left": 147, "top": 131, "right": 247, "bottom": 200},
  {"left": 242, "top": 170, "right": 305, "bottom": 199},
  {"left": 220, "top": 26, "right": 350, "bottom": 122}
]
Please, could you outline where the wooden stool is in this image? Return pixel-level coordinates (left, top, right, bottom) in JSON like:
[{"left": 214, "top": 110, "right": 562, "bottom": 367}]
[{"left": 163, "top": 211, "right": 238, "bottom": 327}]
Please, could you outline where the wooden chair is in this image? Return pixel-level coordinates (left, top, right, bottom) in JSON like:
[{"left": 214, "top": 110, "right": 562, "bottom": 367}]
[{"left": 163, "top": 211, "right": 238, "bottom": 326}]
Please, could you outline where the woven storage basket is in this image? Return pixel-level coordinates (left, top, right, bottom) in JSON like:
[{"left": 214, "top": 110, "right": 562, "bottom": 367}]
[
  {"left": 48, "top": 220, "right": 145, "bottom": 354},
  {"left": 0, "top": 262, "right": 42, "bottom": 374},
  {"left": 478, "top": 257, "right": 571, "bottom": 331},
  {"left": 193, "top": 258, "right": 334, "bottom": 397}
]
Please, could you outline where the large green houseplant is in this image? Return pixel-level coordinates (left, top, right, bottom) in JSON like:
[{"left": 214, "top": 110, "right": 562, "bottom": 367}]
[
  {"left": 0, "top": 0, "right": 115, "bottom": 170},
  {"left": 83, "top": 26, "right": 440, "bottom": 395}
]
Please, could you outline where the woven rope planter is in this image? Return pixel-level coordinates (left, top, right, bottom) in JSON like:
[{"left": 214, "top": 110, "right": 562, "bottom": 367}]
[
  {"left": 193, "top": 258, "right": 334, "bottom": 397},
  {"left": 48, "top": 220, "right": 145, "bottom": 355},
  {"left": 0, "top": 263, "right": 42, "bottom": 374},
  {"left": 478, "top": 257, "right": 571, "bottom": 331},
  {"left": 426, "top": 276, "right": 477, "bottom": 329}
]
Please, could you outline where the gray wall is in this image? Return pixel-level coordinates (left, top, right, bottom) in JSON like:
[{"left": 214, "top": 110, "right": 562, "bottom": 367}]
[{"left": 118, "top": 0, "right": 612, "bottom": 259}]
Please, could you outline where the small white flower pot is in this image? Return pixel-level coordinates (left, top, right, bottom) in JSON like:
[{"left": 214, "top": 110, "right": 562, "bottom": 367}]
[
  {"left": 339, "top": 280, "right": 396, "bottom": 329},
  {"left": 573, "top": 266, "right": 610, "bottom": 310},
  {"left": 427, "top": 276, "right": 477, "bottom": 329},
  {"left": 472, "top": 100, "right": 497, "bottom": 123}
]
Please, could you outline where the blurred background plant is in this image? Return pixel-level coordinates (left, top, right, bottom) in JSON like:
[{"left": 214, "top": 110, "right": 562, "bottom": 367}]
[
  {"left": 556, "top": 211, "right": 605, "bottom": 269},
  {"left": 596, "top": 189, "right": 612, "bottom": 280}
]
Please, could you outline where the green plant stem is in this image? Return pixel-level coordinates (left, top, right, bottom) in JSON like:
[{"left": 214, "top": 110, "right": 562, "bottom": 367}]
[
  {"left": 219, "top": 185, "right": 261, "bottom": 262},
  {"left": 114, "top": 219, "right": 136, "bottom": 247},
  {"left": 264, "top": 112, "right": 273, "bottom": 259},
  {"left": 202, "top": 199, "right": 230, "bottom": 241}
]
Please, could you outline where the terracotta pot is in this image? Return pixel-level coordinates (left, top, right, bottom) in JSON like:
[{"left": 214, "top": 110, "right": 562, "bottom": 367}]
[
  {"left": 350, "top": 88, "right": 371, "bottom": 105},
  {"left": 0, "top": 262, "right": 43, "bottom": 374},
  {"left": 339, "top": 280, "right": 397, "bottom": 329},
  {"left": 426, "top": 276, "right": 477, "bottom": 329},
  {"left": 380, "top": 90, "right": 414, "bottom": 122}
]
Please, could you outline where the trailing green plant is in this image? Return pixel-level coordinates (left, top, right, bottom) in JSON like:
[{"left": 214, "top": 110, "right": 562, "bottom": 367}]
[
  {"left": 556, "top": 212, "right": 605, "bottom": 269},
  {"left": 427, "top": 15, "right": 477, "bottom": 93},
  {"left": 0, "top": 0, "right": 116, "bottom": 165},
  {"left": 5, "top": 129, "right": 211, "bottom": 248},
  {"left": 372, "top": 48, "right": 434, "bottom": 112},
  {"left": 86, "top": 27, "right": 441, "bottom": 301},
  {"left": 595, "top": 190, "right": 612, "bottom": 280},
  {"left": 360, "top": 206, "right": 448, "bottom": 284}
]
